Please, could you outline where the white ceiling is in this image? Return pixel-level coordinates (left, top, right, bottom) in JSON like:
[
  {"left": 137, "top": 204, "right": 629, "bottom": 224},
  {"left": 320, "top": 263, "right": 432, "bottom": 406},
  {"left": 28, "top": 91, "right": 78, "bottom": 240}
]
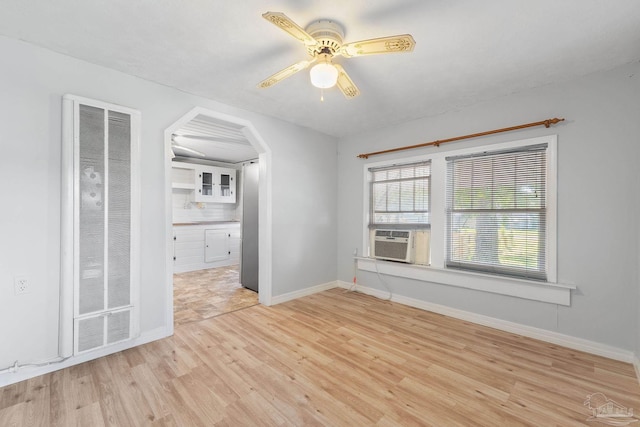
[
  {"left": 171, "top": 114, "right": 258, "bottom": 163},
  {"left": 1, "top": 0, "right": 640, "bottom": 138}
]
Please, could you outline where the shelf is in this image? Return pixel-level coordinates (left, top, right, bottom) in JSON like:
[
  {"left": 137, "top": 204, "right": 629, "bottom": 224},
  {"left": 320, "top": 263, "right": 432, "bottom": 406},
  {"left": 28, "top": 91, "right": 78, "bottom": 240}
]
[{"left": 172, "top": 183, "right": 195, "bottom": 190}]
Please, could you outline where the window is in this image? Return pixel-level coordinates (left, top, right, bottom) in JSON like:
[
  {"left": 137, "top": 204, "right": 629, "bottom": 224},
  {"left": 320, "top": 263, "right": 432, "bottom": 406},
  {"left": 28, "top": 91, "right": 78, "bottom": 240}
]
[
  {"left": 446, "top": 144, "right": 547, "bottom": 280},
  {"left": 369, "top": 161, "right": 431, "bottom": 228},
  {"left": 362, "top": 135, "right": 559, "bottom": 302}
]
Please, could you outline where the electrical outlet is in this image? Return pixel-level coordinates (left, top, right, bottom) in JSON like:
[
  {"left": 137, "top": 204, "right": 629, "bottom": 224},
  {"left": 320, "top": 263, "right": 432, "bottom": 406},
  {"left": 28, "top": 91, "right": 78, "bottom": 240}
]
[{"left": 14, "top": 276, "right": 29, "bottom": 295}]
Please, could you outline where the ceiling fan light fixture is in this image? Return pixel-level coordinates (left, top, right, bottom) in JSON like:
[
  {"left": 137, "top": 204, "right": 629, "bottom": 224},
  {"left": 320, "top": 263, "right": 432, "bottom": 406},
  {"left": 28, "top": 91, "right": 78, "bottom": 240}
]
[{"left": 310, "top": 62, "right": 338, "bottom": 89}]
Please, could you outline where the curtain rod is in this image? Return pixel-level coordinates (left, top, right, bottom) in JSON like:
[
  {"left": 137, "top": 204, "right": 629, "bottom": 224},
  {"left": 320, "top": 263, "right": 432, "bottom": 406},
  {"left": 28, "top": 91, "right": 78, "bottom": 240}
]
[{"left": 357, "top": 117, "right": 565, "bottom": 159}]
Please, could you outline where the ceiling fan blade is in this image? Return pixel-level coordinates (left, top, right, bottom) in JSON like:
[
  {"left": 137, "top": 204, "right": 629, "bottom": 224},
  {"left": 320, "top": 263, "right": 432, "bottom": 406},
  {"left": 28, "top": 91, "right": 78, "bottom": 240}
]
[
  {"left": 334, "top": 64, "right": 360, "bottom": 99},
  {"left": 339, "top": 34, "right": 416, "bottom": 58},
  {"left": 257, "top": 58, "right": 316, "bottom": 89},
  {"left": 262, "top": 12, "right": 319, "bottom": 48},
  {"left": 171, "top": 143, "right": 206, "bottom": 157}
]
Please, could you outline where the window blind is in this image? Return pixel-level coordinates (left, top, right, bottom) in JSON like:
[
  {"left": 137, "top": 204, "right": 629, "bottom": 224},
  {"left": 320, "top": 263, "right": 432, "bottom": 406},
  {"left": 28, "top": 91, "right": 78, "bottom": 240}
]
[
  {"left": 446, "top": 144, "right": 547, "bottom": 280},
  {"left": 369, "top": 161, "right": 431, "bottom": 228}
]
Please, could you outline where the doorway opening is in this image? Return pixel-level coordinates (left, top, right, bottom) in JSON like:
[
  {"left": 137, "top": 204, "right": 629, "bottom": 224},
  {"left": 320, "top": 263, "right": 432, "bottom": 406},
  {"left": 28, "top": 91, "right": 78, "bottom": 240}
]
[
  {"left": 164, "top": 107, "right": 272, "bottom": 332},
  {"left": 173, "top": 265, "right": 257, "bottom": 325}
]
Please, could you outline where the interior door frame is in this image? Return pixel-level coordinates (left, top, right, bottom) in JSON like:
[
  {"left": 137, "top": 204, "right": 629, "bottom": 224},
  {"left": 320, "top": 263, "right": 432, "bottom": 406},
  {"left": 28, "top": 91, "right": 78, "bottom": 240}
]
[{"left": 163, "top": 107, "right": 272, "bottom": 335}]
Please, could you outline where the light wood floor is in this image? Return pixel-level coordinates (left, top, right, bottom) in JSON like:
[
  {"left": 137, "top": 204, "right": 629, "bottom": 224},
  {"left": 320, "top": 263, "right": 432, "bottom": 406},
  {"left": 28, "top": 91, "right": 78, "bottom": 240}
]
[
  {"left": 1, "top": 288, "right": 639, "bottom": 426},
  {"left": 173, "top": 265, "right": 259, "bottom": 326}
]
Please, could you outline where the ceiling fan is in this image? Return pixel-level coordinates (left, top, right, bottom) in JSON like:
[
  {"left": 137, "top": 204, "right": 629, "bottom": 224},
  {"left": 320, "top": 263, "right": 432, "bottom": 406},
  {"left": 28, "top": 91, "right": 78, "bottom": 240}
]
[{"left": 257, "top": 12, "right": 416, "bottom": 99}]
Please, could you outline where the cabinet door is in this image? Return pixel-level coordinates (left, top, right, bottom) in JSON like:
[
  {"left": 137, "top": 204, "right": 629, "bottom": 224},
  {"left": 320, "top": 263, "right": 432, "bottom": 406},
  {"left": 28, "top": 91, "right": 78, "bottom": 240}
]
[
  {"left": 215, "top": 168, "right": 236, "bottom": 203},
  {"left": 205, "top": 230, "right": 230, "bottom": 262},
  {"left": 195, "top": 166, "right": 216, "bottom": 202}
]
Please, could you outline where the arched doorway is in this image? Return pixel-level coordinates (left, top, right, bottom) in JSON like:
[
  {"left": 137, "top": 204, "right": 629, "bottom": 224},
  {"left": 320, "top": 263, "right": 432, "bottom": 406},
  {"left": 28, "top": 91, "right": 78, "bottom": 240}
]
[{"left": 163, "top": 107, "right": 272, "bottom": 333}]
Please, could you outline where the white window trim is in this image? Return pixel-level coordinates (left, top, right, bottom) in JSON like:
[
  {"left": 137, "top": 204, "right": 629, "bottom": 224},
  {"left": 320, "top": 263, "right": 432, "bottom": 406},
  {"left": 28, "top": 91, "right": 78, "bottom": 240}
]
[{"left": 361, "top": 135, "right": 573, "bottom": 306}]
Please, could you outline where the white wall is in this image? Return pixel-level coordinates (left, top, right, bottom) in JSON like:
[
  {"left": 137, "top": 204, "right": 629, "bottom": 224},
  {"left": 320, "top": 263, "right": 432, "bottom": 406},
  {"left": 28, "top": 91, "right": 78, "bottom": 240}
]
[
  {"left": 254, "top": 120, "right": 339, "bottom": 295},
  {"left": 171, "top": 192, "right": 239, "bottom": 223},
  {"left": 0, "top": 35, "right": 337, "bottom": 381},
  {"left": 337, "top": 61, "right": 640, "bottom": 352},
  {"left": 637, "top": 155, "right": 640, "bottom": 370}
]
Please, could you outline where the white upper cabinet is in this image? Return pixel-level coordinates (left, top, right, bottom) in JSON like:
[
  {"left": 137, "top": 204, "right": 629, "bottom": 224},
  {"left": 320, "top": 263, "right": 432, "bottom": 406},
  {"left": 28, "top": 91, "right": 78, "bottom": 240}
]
[
  {"left": 172, "top": 162, "right": 236, "bottom": 204},
  {"left": 182, "top": 163, "right": 236, "bottom": 203}
]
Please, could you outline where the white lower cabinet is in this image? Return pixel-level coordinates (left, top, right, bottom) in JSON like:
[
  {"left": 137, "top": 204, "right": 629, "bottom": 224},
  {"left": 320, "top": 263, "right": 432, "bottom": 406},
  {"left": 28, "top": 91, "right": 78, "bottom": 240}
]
[
  {"left": 173, "top": 222, "right": 240, "bottom": 273},
  {"left": 205, "top": 230, "right": 230, "bottom": 262}
]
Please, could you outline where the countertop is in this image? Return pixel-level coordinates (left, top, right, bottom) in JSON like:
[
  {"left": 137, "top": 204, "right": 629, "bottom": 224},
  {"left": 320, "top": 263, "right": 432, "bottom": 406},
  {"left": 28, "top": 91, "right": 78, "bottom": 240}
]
[{"left": 173, "top": 221, "right": 240, "bottom": 226}]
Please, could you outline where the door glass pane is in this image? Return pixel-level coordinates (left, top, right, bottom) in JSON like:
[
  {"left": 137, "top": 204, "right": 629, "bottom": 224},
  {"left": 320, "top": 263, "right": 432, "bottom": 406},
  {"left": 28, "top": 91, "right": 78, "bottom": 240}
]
[
  {"left": 202, "top": 171, "right": 213, "bottom": 195},
  {"left": 220, "top": 174, "right": 230, "bottom": 196}
]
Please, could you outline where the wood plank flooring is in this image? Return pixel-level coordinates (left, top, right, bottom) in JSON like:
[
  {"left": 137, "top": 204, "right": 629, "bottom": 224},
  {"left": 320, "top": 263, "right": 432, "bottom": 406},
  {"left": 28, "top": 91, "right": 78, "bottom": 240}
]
[
  {"left": 1, "top": 288, "right": 639, "bottom": 426},
  {"left": 173, "top": 265, "right": 258, "bottom": 326}
]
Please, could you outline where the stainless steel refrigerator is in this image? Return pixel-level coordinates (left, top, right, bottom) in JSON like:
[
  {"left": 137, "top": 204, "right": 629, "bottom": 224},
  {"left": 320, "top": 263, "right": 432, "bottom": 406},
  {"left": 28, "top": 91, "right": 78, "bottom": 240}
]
[{"left": 240, "top": 161, "right": 259, "bottom": 292}]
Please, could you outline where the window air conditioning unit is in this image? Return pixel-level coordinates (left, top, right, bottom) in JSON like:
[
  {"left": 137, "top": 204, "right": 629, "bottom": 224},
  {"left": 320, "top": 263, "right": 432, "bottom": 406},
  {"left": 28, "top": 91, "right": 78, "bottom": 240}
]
[{"left": 372, "top": 229, "right": 414, "bottom": 263}]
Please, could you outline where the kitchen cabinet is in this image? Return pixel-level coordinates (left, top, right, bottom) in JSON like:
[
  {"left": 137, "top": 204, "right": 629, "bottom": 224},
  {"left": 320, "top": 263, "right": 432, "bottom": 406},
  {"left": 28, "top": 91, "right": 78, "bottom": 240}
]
[
  {"left": 216, "top": 168, "right": 236, "bottom": 203},
  {"left": 171, "top": 162, "right": 236, "bottom": 204},
  {"left": 195, "top": 165, "right": 236, "bottom": 203},
  {"left": 173, "top": 222, "right": 240, "bottom": 273},
  {"left": 205, "top": 229, "right": 230, "bottom": 262},
  {"left": 194, "top": 165, "right": 215, "bottom": 202}
]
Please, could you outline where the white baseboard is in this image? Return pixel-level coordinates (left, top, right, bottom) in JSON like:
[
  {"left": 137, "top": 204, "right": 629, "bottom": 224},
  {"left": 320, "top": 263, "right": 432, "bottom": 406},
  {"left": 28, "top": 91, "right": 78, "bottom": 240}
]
[
  {"left": 271, "top": 281, "right": 339, "bottom": 305},
  {"left": 4, "top": 284, "right": 636, "bottom": 387},
  {"left": 0, "top": 326, "right": 170, "bottom": 387},
  {"left": 337, "top": 281, "right": 635, "bottom": 364}
]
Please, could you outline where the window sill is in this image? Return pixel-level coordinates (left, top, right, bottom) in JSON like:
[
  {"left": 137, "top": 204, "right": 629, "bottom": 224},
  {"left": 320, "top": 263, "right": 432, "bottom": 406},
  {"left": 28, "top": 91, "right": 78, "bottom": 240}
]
[{"left": 356, "top": 257, "right": 574, "bottom": 306}]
